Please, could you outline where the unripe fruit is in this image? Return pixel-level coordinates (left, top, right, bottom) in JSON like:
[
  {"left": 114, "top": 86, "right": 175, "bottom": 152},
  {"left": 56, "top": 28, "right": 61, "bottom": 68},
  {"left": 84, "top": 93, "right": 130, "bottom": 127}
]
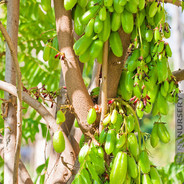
[{"left": 53, "top": 131, "right": 65, "bottom": 153}]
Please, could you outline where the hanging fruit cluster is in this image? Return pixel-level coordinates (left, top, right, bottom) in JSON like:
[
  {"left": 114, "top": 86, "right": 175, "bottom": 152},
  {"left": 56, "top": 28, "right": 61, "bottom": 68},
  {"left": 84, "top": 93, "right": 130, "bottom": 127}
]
[{"left": 73, "top": 99, "right": 167, "bottom": 183}]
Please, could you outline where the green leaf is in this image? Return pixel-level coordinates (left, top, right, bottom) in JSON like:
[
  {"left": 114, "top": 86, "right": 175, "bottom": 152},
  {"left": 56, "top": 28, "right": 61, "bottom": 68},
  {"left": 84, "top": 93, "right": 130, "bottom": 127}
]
[{"left": 36, "top": 164, "right": 45, "bottom": 175}]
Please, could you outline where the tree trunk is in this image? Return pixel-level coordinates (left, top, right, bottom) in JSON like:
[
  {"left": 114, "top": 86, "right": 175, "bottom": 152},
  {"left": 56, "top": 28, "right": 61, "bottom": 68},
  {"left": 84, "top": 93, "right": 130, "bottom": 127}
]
[{"left": 4, "top": 0, "right": 20, "bottom": 183}]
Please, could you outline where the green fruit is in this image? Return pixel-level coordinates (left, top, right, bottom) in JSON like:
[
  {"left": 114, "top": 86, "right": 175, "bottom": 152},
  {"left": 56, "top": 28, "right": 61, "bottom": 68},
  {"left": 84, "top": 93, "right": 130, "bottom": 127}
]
[
  {"left": 139, "top": 0, "right": 145, "bottom": 10},
  {"left": 103, "top": 114, "right": 111, "bottom": 126},
  {"left": 89, "top": 40, "right": 103, "bottom": 59},
  {"left": 127, "top": 154, "right": 138, "bottom": 179},
  {"left": 98, "top": 11, "right": 111, "bottom": 42},
  {"left": 157, "top": 92, "right": 168, "bottom": 115},
  {"left": 136, "top": 9, "right": 145, "bottom": 27},
  {"left": 157, "top": 41, "right": 164, "bottom": 53},
  {"left": 79, "top": 134, "right": 85, "bottom": 148},
  {"left": 114, "top": 0, "right": 124, "bottom": 13},
  {"left": 157, "top": 123, "right": 170, "bottom": 143},
  {"left": 74, "top": 118, "right": 79, "bottom": 128},
  {"left": 127, "top": 49, "right": 140, "bottom": 72},
  {"left": 81, "top": 169, "right": 92, "bottom": 184},
  {"left": 126, "top": 115, "right": 135, "bottom": 132},
  {"left": 64, "top": 0, "right": 77, "bottom": 10},
  {"left": 113, "top": 113, "right": 123, "bottom": 131},
  {"left": 145, "top": 29, "right": 153, "bottom": 42},
  {"left": 139, "top": 151, "right": 150, "bottom": 174},
  {"left": 116, "top": 134, "right": 126, "bottom": 148},
  {"left": 119, "top": 0, "right": 127, "bottom": 6},
  {"left": 110, "top": 152, "right": 127, "bottom": 184},
  {"left": 53, "top": 131, "right": 65, "bottom": 153},
  {"left": 78, "top": 143, "right": 89, "bottom": 163},
  {"left": 165, "top": 43, "right": 172, "bottom": 57},
  {"left": 164, "top": 80, "right": 169, "bottom": 93},
  {"left": 141, "top": 40, "right": 150, "bottom": 58},
  {"left": 85, "top": 19, "right": 95, "bottom": 37},
  {"left": 104, "top": 0, "right": 113, "bottom": 7},
  {"left": 125, "top": 0, "right": 138, "bottom": 13},
  {"left": 109, "top": 31, "right": 123, "bottom": 57},
  {"left": 164, "top": 29, "right": 171, "bottom": 38},
  {"left": 73, "top": 35, "right": 93, "bottom": 56},
  {"left": 97, "top": 147, "right": 104, "bottom": 158},
  {"left": 150, "top": 167, "right": 162, "bottom": 184},
  {"left": 111, "top": 12, "right": 121, "bottom": 32},
  {"left": 41, "top": 0, "right": 51, "bottom": 12},
  {"left": 125, "top": 71, "right": 134, "bottom": 93},
  {"left": 128, "top": 133, "right": 139, "bottom": 160},
  {"left": 121, "top": 10, "right": 134, "bottom": 34},
  {"left": 157, "top": 57, "right": 168, "bottom": 83},
  {"left": 99, "top": 129, "right": 107, "bottom": 144},
  {"left": 150, "top": 123, "right": 159, "bottom": 148},
  {"left": 79, "top": 47, "right": 91, "bottom": 63},
  {"left": 78, "top": 0, "right": 88, "bottom": 8},
  {"left": 87, "top": 108, "right": 97, "bottom": 124},
  {"left": 118, "top": 71, "right": 132, "bottom": 101},
  {"left": 94, "top": 15, "right": 103, "bottom": 33},
  {"left": 154, "top": 27, "right": 161, "bottom": 42},
  {"left": 105, "top": 129, "right": 116, "bottom": 155},
  {"left": 56, "top": 110, "right": 66, "bottom": 124},
  {"left": 142, "top": 174, "right": 152, "bottom": 184},
  {"left": 81, "top": 5, "right": 100, "bottom": 24},
  {"left": 43, "top": 42, "right": 51, "bottom": 61},
  {"left": 74, "top": 5, "right": 85, "bottom": 36},
  {"left": 99, "top": 6, "right": 107, "bottom": 21},
  {"left": 149, "top": 2, "right": 158, "bottom": 17},
  {"left": 111, "top": 109, "right": 118, "bottom": 124}
]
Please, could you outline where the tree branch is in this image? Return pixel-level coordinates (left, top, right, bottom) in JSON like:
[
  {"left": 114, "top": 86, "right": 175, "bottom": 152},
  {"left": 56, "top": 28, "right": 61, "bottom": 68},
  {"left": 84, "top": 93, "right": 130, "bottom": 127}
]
[
  {"left": 173, "top": 69, "right": 184, "bottom": 82},
  {"left": 54, "top": 0, "right": 94, "bottom": 134},
  {"left": 99, "top": 41, "right": 108, "bottom": 133},
  {"left": 148, "top": 0, "right": 182, "bottom": 7},
  {"left": 0, "top": 80, "right": 76, "bottom": 182},
  {"left": 107, "top": 29, "right": 131, "bottom": 98},
  {"left": 0, "top": 20, "right": 22, "bottom": 183}
]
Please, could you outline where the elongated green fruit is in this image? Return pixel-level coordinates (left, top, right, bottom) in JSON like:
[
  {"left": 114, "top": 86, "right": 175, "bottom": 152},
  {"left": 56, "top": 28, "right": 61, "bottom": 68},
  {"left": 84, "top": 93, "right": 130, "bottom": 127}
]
[
  {"left": 78, "top": 0, "right": 88, "bottom": 8},
  {"left": 114, "top": 0, "right": 124, "bottom": 13},
  {"left": 99, "top": 129, "right": 107, "bottom": 144},
  {"left": 121, "top": 10, "right": 134, "bottom": 34},
  {"left": 81, "top": 5, "right": 100, "bottom": 24},
  {"left": 99, "top": 6, "right": 107, "bottom": 21},
  {"left": 109, "top": 31, "right": 123, "bottom": 57},
  {"left": 94, "top": 15, "right": 103, "bottom": 33},
  {"left": 73, "top": 35, "right": 93, "bottom": 56},
  {"left": 74, "top": 5, "right": 85, "bottom": 36},
  {"left": 110, "top": 152, "right": 127, "bottom": 184},
  {"left": 85, "top": 19, "right": 95, "bottom": 37},
  {"left": 79, "top": 47, "right": 91, "bottom": 63},
  {"left": 157, "top": 123, "right": 170, "bottom": 143},
  {"left": 87, "top": 108, "right": 97, "bottom": 124},
  {"left": 78, "top": 143, "right": 89, "bottom": 163},
  {"left": 150, "top": 166, "right": 163, "bottom": 184},
  {"left": 150, "top": 123, "right": 159, "bottom": 148},
  {"left": 103, "top": 114, "right": 111, "bottom": 125},
  {"left": 111, "top": 12, "right": 121, "bottom": 32},
  {"left": 53, "top": 131, "right": 65, "bottom": 153},
  {"left": 116, "top": 134, "right": 126, "bottom": 148},
  {"left": 104, "top": 0, "right": 113, "bottom": 7},
  {"left": 127, "top": 155, "right": 138, "bottom": 178},
  {"left": 43, "top": 42, "right": 51, "bottom": 61},
  {"left": 89, "top": 40, "right": 103, "bottom": 59},
  {"left": 139, "top": 151, "right": 150, "bottom": 174},
  {"left": 125, "top": 71, "right": 134, "bottom": 93},
  {"left": 64, "top": 0, "right": 77, "bottom": 10},
  {"left": 56, "top": 110, "right": 65, "bottom": 124},
  {"left": 149, "top": 2, "right": 158, "bottom": 18},
  {"left": 98, "top": 11, "right": 111, "bottom": 42},
  {"left": 128, "top": 133, "right": 139, "bottom": 160},
  {"left": 142, "top": 174, "right": 152, "bottom": 184},
  {"left": 105, "top": 129, "right": 116, "bottom": 155},
  {"left": 111, "top": 109, "right": 118, "bottom": 124}
]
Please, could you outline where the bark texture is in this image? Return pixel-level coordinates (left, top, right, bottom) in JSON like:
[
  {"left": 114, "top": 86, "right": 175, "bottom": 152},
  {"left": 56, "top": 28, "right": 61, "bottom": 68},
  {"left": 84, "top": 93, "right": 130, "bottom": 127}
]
[{"left": 4, "top": 0, "right": 20, "bottom": 183}]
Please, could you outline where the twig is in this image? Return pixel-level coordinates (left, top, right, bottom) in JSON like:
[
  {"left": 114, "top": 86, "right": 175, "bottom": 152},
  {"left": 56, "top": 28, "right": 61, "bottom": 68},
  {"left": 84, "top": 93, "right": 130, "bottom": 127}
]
[
  {"left": 0, "top": 21, "right": 22, "bottom": 184},
  {"left": 99, "top": 41, "right": 108, "bottom": 133},
  {"left": 148, "top": 0, "right": 182, "bottom": 7},
  {"left": 173, "top": 69, "right": 184, "bottom": 82}
]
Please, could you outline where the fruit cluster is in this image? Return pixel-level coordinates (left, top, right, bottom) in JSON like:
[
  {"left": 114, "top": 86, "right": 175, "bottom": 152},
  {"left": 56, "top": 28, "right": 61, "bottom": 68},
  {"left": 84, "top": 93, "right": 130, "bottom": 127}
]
[{"left": 73, "top": 99, "right": 166, "bottom": 183}]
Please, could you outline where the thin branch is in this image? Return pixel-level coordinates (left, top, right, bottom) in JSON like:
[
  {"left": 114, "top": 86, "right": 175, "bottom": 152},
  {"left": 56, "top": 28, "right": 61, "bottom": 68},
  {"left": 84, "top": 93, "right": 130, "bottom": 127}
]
[
  {"left": 88, "top": 60, "right": 102, "bottom": 93},
  {"left": 0, "top": 21, "right": 22, "bottom": 183},
  {"left": 99, "top": 41, "right": 108, "bottom": 133},
  {"left": 173, "top": 69, "right": 184, "bottom": 82},
  {"left": 0, "top": 137, "right": 33, "bottom": 184},
  {"left": 0, "top": 80, "right": 75, "bottom": 168},
  {"left": 148, "top": 0, "right": 182, "bottom": 6}
]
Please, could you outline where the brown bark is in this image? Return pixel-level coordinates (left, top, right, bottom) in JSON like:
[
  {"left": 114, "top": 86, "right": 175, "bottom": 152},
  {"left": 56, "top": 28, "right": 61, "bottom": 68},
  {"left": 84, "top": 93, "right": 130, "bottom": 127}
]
[
  {"left": 107, "top": 29, "right": 131, "bottom": 98},
  {"left": 173, "top": 69, "right": 184, "bottom": 82},
  {"left": 54, "top": 0, "right": 94, "bottom": 134},
  {"left": 3, "top": 0, "right": 20, "bottom": 183},
  {"left": 148, "top": 0, "right": 182, "bottom": 7}
]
